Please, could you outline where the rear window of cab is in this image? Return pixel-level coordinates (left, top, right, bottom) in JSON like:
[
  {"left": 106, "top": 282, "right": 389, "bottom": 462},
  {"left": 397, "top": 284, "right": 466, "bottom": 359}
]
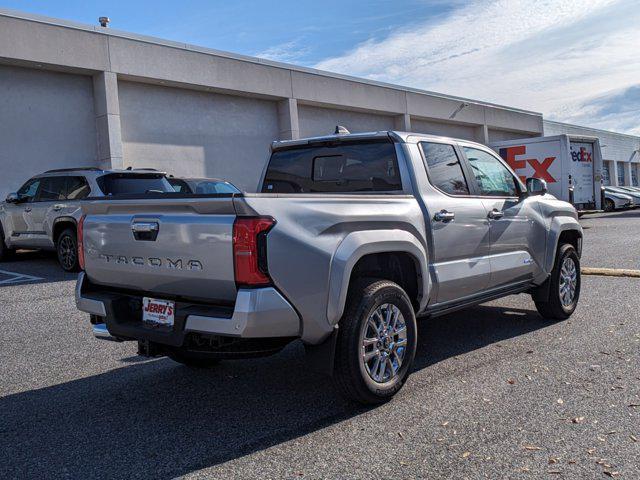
[{"left": 262, "top": 140, "right": 402, "bottom": 193}]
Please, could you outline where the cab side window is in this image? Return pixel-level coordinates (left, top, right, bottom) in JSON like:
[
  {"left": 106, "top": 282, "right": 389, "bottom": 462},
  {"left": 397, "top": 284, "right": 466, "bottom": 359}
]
[
  {"left": 463, "top": 147, "right": 519, "bottom": 197},
  {"left": 17, "top": 178, "right": 41, "bottom": 203},
  {"left": 37, "top": 177, "right": 67, "bottom": 201},
  {"left": 65, "top": 176, "right": 91, "bottom": 200},
  {"left": 419, "top": 142, "right": 470, "bottom": 195}
]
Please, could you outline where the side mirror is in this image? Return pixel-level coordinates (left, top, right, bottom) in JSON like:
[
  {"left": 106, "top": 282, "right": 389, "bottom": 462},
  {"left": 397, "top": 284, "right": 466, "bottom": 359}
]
[
  {"left": 5, "top": 192, "right": 19, "bottom": 204},
  {"left": 526, "top": 177, "right": 547, "bottom": 196}
]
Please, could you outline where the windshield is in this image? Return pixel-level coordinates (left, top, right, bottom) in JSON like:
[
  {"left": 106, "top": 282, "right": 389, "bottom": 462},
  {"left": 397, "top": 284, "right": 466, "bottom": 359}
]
[{"left": 97, "top": 173, "right": 173, "bottom": 196}]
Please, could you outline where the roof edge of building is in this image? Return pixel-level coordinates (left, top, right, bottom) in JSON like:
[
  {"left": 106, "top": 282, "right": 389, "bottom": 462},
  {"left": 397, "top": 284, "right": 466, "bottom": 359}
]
[{"left": 0, "top": 7, "right": 543, "bottom": 117}]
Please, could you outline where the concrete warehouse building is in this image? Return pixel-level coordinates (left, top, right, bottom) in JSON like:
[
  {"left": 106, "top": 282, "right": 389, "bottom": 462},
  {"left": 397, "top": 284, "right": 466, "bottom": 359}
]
[{"left": 0, "top": 9, "right": 639, "bottom": 198}]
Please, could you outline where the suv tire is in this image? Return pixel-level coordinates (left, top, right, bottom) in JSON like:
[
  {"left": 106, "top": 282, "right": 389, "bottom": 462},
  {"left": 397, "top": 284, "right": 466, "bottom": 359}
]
[
  {"left": 333, "top": 278, "right": 417, "bottom": 404},
  {"left": 604, "top": 198, "right": 614, "bottom": 212},
  {"left": 0, "top": 224, "right": 14, "bottom": 262},
  {"left": 535, "top": 244, "right": 580, "bottom": 320},
  {"left": 56, "top": 228, "right": 80, "bottom": 272},
  {"left": 167, "top": 351, "right": 221, "bottom": 368}
]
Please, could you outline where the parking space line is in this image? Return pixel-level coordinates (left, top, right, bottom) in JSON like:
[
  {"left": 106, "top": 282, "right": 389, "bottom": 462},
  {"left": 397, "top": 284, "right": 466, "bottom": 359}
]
[
  {"left": 582, "top": 267, "right": 640, "bottom": 278},
  {"left": 0, "top": 269, "right": 45, "bottom": 285}
]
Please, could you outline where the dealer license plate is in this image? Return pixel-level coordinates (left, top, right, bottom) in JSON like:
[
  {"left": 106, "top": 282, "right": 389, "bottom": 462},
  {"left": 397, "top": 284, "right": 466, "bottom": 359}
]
[{"left": 142, "top": 297, "right": 175, "bottom": 326}]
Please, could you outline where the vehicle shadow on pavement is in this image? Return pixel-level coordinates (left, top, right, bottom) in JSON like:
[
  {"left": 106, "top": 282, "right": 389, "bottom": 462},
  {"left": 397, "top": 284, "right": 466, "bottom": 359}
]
[
  {"left": 0, "top": 304, "right": 549, "bottom": 479},
  {"left": 0, "top": 250, "right": 76, "bottom": 285}
]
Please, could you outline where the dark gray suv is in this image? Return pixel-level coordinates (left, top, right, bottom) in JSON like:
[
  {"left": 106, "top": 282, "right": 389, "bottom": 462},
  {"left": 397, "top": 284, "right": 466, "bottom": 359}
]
[{"left": 0, "top": 168, "right": 173, "bottom": 271}]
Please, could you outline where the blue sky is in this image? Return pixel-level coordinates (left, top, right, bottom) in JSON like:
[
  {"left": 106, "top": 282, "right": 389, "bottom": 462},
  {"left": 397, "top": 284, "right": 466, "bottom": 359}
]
[{"left": 3, "top": 0, "right": 639, "bottom": 135}]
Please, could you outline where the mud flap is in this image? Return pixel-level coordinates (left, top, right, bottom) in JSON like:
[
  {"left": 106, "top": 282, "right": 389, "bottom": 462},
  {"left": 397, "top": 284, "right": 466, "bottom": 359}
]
[
  {"left": 531, "top": 279, "right": 551, "bottom": 303},
  {"left": 304, "top": 326, "right": 339, "bottom": 377}
]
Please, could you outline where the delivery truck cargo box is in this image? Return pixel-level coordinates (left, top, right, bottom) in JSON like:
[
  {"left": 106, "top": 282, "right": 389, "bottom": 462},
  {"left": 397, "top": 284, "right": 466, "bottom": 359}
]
[{"left": 491, "top": 135, "right": 603, "bottom": 211}]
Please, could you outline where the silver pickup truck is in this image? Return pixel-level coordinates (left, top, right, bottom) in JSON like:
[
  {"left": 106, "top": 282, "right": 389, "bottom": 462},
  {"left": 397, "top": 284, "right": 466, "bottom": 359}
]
[{"left": 75, "top": 131, "right": 582, "bottom": 404}]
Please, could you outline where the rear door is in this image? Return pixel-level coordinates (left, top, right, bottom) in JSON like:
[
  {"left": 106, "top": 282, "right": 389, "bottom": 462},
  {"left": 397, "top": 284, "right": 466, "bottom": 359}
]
[
  {"left": 418, "top": 141, "right": 491, "bottom": 304},
  {"left": 32, "top": 176, "right": 68, "bottom": 247},
  {"left": 461, "top": 145, "right": 543, "bottom": 288}
]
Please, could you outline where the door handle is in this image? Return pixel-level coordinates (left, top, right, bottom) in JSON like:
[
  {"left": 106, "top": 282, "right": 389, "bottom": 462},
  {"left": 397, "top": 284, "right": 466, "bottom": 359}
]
[
  {"left": 488, "top": 209, "right": 504, "bottom": 220},
  {"left": 434, "top": 210, "right": 455, "bottom": 222},
  {"left": 52, "top": 204, "right": 64, "bottom": 211},
  {"left": 131, "top": 222, "right": 159, "bottom": 233}
]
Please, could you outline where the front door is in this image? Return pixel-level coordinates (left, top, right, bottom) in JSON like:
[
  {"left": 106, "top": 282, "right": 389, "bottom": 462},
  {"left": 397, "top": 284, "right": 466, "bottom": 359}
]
[
  {"left": 461, "top": 146, "right": 541, "bottom": 288},
  {"left": 5, "top": 178, "right": 41, "bottom": 247},
  {"left": 418, "top": 141, "right": 491, "bottom": 304}
]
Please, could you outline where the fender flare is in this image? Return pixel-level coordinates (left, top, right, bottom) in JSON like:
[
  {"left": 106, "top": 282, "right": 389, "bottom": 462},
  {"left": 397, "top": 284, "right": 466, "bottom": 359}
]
[
  {"left": 51, "top": 216, "right": 78, "bottom": 242},
  {"left": 326, "top": 229, "right": 429, "bottom": 326},
  {"left": 545, "top": 216, "right": 582, "bottom": 273}
]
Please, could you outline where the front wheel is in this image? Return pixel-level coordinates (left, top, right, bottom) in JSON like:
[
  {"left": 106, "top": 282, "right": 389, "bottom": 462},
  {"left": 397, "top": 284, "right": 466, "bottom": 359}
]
[
  {"left": 535, "top": 244, "right": 580, "bottom": 320},
  {"left": 0, "top": 226, "right": 13, "bottom": 262},
  {"left": 333, "top": 279, "right": 417, "bottom": 405},
  {"left": 604, "top": 198, "right": 615, "bottom": 212},
  {"left": 56, "top": 228, "right": 80, "bottom": 272}
]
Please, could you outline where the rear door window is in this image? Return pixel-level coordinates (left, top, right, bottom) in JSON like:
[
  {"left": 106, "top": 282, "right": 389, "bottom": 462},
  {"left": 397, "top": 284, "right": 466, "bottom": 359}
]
[
  {"left": 419, "top": 142, "right": 470, "bottom": 195},
  {"left": 97, "top": 174, "right": 174, "bottom": 196},
  {"left": 262, "top": 140, "right": 402, "bottom": 193},
  {"left": 65, "top": 176, "right": 91, "bottom": 199}
]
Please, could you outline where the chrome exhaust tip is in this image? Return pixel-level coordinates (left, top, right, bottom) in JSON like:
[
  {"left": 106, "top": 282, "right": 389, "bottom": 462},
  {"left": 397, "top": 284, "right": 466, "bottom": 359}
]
[{"left": 93, "top": 323, "right": 121, "bottom": 342}]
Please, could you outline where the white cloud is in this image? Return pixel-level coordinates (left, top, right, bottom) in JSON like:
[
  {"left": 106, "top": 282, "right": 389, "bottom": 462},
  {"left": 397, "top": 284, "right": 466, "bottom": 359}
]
[
  {"left": 256, "top": 40, "right": 310, "bottom": 63},
  {"left": 315, "top": 0, "right": 640, "bottom": 135}
]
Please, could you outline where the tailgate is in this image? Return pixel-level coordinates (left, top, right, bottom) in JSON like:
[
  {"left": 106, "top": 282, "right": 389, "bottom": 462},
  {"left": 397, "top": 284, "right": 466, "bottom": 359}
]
[{"left": 82, "top": 197, "right": 237, "bottom": 302}]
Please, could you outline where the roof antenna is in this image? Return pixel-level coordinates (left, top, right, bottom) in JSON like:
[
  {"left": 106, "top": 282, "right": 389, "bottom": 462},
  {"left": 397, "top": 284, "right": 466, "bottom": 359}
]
[
  {"left": 98, "top": 16, "right": 110, "bottom": 28},
  {"left": 334, "top": 125, "right": 350, "bottom": 135}
]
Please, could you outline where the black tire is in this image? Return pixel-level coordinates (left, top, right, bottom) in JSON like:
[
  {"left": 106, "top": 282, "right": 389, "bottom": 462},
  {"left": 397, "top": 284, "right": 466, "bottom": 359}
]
[
  {"left": 56, "top": 228, "right": 80, "bottom": 272},
  {"left": 333, "top": 278, "right": 417, "bottom": 405},
  {"left": 0, "top": 224, "right": 14, "bottom": 262},
  {"left": 535, "top": 244, "right": 580, "bottom": 320},
  {"left": 167, "top": 350, "right": 221, "bottom": 368},
  {"left": 604, "top": 199, "right": 615, "bottom": 212}
]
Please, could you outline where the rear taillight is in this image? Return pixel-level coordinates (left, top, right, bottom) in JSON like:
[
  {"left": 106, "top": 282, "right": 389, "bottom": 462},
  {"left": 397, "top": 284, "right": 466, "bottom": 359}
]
[
  {"left": 233, "top": 217, "right": 275, "bottom": 287},
  {"left": 77, "top": 215, "right": 86, "bottom": 271}
]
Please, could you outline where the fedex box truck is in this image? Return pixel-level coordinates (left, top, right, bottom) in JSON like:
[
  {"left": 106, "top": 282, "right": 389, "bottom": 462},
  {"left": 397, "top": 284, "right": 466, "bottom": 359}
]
[{"left": 491, "top": 135, "right": 603, "bottom": 211}]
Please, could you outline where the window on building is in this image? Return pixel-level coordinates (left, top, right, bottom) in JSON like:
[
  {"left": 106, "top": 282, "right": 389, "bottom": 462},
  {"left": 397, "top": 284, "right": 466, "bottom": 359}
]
[
  {"left": 602, "top": 161, "right": 611, "bottom": 186},
  {"left": 616, "top": 162, "right": 625, "bottom": 185},
  {"left": 262, "top": 140, "right": 402, "bottom": 193},
  {"left": 632, "top": 165, "right": 639, "bottom": 187},
  {"left": 419, "top": 142, "right": 469, "bottom": 195},
  {"left": 463, "top": 147, "right": 519, "bottom": 197}
]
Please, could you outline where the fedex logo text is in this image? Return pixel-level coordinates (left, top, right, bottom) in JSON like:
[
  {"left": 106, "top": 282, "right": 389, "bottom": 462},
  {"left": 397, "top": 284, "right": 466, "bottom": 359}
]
[
  {"left": 571, "top": 147, "right": 592, "bottom": 163},
  {"left": 499, "top": 146, "right": 557, "bottom": 183}
]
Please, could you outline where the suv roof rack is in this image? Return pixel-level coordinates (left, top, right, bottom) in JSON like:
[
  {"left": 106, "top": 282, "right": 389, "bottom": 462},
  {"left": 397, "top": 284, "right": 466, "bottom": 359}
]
[{"left": 44, "top": 167, "right": 103, "bottom": 173}]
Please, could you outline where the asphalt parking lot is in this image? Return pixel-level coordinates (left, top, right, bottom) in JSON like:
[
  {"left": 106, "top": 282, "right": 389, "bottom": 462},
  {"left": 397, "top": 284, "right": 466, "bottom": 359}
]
[{"left": 1, "top": 211, "right": 638, "bottom": 479}]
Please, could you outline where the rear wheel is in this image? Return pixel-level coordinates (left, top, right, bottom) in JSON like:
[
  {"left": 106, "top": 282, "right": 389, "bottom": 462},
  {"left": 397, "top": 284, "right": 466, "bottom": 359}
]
[
  {"left": 333, "top": 278, "right": 417, "bottom": 405},
  {"left": 535, "top": 244, "right": 580, "bottom": 320},
  {"left": 167, "top": 350, "right": 221, "bottom": 368},
  {"left": 604, "top": 198, "right": 615, "bottom": 212},
  {"left": 56, "top": 228, "right": 79, "bottom": 272}
]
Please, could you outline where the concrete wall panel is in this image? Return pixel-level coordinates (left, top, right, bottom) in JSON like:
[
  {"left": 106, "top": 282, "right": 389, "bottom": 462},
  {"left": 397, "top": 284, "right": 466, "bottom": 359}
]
[
  {"left": 412, "top": 119, "right": 477, "bottom": 141},
  {"left": 0, "top": 65, "right": 97, "bottom": 198},
  {"left": 298, "top": 105, "right": 394, "bottom": 138},
  {"left": 292, "top": 71, "right": 406, "bottom": 114},
  {"left": 118, "top": 82, "right": 279, "bottom": 191},
  {"left": 109, "top": 37, "right": 293, "bottom": 99},
  {"left": 0, "top": 16, "right": 109, "bottom": 71},
  {"left": 488, "top": 129, "right": 534, "bottom": 142}
]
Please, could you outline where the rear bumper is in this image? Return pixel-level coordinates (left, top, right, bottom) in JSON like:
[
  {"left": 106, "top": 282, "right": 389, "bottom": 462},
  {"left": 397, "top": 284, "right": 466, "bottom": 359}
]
[{"left": 75, "top": 272, "right": 300, "bottom": 345}]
